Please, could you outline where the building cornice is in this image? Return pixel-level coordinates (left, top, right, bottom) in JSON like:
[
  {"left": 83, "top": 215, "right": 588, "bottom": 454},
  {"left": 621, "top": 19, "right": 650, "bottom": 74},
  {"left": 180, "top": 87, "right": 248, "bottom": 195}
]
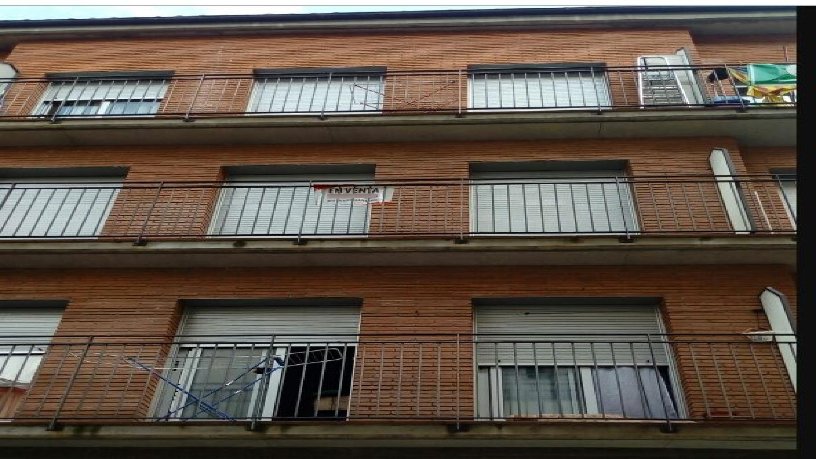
[{"left": 0, "top": 7, "right": 796, "bottom": 51}]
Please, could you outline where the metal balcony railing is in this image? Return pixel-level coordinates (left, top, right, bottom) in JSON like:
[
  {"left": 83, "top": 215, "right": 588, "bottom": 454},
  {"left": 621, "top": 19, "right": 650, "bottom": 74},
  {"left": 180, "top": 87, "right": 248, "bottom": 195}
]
[
  {"left": 0, "top": 333, "right": 796, "bottom": 428},
  {"left": 0, "top": 175, "right": 797, "bottom": 243},
  {"left": 0, "top": 64, "right": 796, "bottom": 121}
]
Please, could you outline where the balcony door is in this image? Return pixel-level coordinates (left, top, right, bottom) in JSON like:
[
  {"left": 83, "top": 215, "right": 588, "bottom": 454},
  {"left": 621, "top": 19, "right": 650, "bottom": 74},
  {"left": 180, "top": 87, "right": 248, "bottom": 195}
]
[
  {"left": 155, "top": 301, "right": 360, "bottom": 421},
  {"left": 475, "top": 300, "right": 683, "bottom": 420}
]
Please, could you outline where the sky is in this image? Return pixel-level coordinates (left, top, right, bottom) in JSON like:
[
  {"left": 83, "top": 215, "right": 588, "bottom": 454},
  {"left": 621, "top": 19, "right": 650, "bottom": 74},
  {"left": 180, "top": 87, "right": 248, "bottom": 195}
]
[{"left": 0, "top": 0, "right": 804, "bottom": 21}]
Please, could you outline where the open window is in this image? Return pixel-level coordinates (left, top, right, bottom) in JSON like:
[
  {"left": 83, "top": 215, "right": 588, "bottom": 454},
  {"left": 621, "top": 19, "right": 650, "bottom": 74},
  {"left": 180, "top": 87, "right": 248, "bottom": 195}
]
[
  {"left": 32, "top": 71, "right": 171, "bottom": 118},
  {"left": 637, "top": 50, "right": 705, "bottom": 106},
  {"left": 771, "top": 168, "right": 796, "bottom": 224},
  {"left": 153, "top": 299, "right": 361, "bottom": 421},
  {"left": 468, "top": 63, "right": 611, "bottom": 111},
  {"left": 474, "top": 298, "right": 683, "bottom": 420},
  {"left": 469, "top": 161, "right": 639, "bottom": 235},
  {"left": 248, "top": 67, "right": 385, "bottom": 114}
]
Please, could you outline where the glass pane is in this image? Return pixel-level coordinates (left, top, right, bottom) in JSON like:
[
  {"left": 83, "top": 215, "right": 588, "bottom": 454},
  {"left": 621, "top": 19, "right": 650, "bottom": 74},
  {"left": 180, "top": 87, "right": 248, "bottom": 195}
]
[
  {"left": 593, "top": 366, "right": 678, "bottom": 419},
  {"left": 501, "top": 366, "right": 581, "bottom": 417},
  {"left": 249, "top": 76, "right": 383, "bottom": 113},
  {"left": 179, "top": 347, "right": 268, "bottom": 420},
  {"left": 469, "top": 71, "right": 610, "bottom": 109}
]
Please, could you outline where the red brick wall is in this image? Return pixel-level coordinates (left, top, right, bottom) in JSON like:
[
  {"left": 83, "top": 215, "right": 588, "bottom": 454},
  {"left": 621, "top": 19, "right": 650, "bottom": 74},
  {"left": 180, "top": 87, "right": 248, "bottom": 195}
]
[
  {"left": 5, "top": 29, "right": 701, "bottom": 76},
  {"left": 692, "top": 34, "right": 797, "bottom": 65},
  {"left": 1, "top": 137, "right": 777, "bottom": 237},
  {"left": 2, "top": 264, "right": 796, "bottom": 421}
]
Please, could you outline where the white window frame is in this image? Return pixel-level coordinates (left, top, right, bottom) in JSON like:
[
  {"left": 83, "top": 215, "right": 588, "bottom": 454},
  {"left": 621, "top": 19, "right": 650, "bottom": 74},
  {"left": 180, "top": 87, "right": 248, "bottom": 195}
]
[{"left": 759, "top": 288, "right": 796, "bottom": 392}]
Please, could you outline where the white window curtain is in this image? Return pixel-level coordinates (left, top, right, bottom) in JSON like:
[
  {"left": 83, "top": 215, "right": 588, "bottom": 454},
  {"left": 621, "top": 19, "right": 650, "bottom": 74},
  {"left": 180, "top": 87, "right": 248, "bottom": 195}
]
[
  {"left": 209, "top": 174, "right": 373, "bottom": 236},
  {"left": 469, "top": 171, "right": 639, "bottom": 234},
  {"left": 248, "top": 74, "right": 384, "bottom": 113},
  {"left": 469, "top": 68, "right": 611, "bottom": 110},
  {"left": 0, "top": 178, "right": 121, "bottom": 237},
  {"left": 34, "top": 78, "right": 169, "bottom": 116}
]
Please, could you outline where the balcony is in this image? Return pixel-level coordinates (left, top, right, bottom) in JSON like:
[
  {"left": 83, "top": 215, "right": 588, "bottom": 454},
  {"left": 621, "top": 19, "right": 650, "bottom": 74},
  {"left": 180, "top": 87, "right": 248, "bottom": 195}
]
[
  {"left": 0, "top": 334, "right": 796, "bottom": 449},
  {"left": 0, "top": 175, "right": 796, "bottom": 268},
  {"left": 0, "top": 65, "right": 797, "bottom": 146}
]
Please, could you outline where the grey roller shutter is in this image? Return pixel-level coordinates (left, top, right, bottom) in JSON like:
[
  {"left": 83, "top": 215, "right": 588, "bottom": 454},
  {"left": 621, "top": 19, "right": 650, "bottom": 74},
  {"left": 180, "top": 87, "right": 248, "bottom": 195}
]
[
  {"left": 470, "top": 170, "right": 638, "bottom": 234},
  {"left": 0, "top": 177, "right": 121, "bottom": 237},
  {"left": 209, "top": 173, "right": 373, "bottom": 236},
  {"left": 0, "top": 308, "right": 64, "bottom": 339},
  {"left": 475, "top": 303, "right": 667, "bottom": 366},
  {"left": 177, "top": 304, "right": 361, "bottom": 344}
]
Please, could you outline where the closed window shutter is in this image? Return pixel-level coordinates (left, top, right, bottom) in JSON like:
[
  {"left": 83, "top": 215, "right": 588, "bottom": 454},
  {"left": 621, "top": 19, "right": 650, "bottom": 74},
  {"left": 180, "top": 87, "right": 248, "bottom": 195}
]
[
  {"left": 248, "top": 75, "right": 384, "bottom": 113},
  {"left": 469, "top": 170, "right": 638, "bottom": 234},
  {"left": 0, "top": 177, "right": 121, "bottom": 237},
  {"left": 34, "top": 79, "right": 168, "bottom": 116},
  {"left": 469, "top": 70, "right": 610, "bottom": 109},
  {"left": 177, "top": 305, "right": 361, "bottom": 344},
  {"left": 210, "top": 173, "right": 373, "bottom": 236},
  {"left": 0, "top": 307, "right": 64, "bottom": 384},
  {"left": 475, "top": 304, "right": 668, "bottom": 366}
]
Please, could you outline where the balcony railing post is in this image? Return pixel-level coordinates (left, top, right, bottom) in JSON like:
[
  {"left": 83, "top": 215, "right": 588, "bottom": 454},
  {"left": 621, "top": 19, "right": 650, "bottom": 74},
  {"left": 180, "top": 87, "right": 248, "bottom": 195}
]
[
  {"left": 47, "top": 336, "right": 94, "bottom": 431},
  {"left": 295, "top": 181, "right": 312, "bottom": 245},
  {"left": 457, "top": 69, "right": 463, "bottom": 117},
  {"left": 455, "top": 333, "right": 461, "bottom": 429},
  {"left": 615, "top": 176, "right": 632, "bottom": 241},
  {"left": 0, "top": 182, "right": 15, "bottom": 210},
  {"left": 184, "top": 75, "right": 206, "bottom": 121},
  {"left": 320, "top": 73, "right": 333, "bottom": 119},
  {"left": 646, "top": 334, "right": 676, "bottom": 432},
  {"left": 135, "top": 181, "right": 164, "bottom": 245},
  {"left": 248, "top": 334, "right": 276, "bottom": 431}
]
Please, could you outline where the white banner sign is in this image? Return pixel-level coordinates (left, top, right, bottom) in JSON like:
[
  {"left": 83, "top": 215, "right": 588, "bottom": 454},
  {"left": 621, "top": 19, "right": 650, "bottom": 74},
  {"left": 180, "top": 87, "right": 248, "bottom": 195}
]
[{"left": 313, "top": 184, "right": 394, "bottom": 205}]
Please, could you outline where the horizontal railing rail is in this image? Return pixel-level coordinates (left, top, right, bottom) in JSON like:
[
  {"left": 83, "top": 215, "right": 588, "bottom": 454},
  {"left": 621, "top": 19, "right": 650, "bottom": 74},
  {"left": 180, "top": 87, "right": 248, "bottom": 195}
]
[
  {"left": 0, "top": 333, "right": 796, "bottom": 427},
  {"left": 0, "top": 64, "right": 797, "bottom": 120},
  {"left": 0, "top": 175, "right": 797, "bottom": 242}
]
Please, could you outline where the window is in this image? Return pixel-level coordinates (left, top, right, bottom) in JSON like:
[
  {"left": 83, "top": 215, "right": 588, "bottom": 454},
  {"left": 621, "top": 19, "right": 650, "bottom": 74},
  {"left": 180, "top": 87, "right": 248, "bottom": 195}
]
[
  {"left": 772, "top": 170, "right": 796, "bottom": 221},
  {"left": 637, "top": 51, "right": 705, "bottom": 106},
  {"left": 153, "top": 300, "right": 360, "bottom": 420},
  {"left": 468, "top": 63, "right": 611, "bottom": 110},
  {"left": 475, "top": 300, "right": 682, "bottom": 420},
  {"left": 248, "top": 67, "right": 385, "bottom": 114},
  {"left": 209, "top": 166, "right": 375, "bottom": 237},
  {"left": 0, "top": 170, "right": 125, "bottom": 238},
  {"left": 469, "top": 162, "right": 639, "bottom": 234},
  {"left": 0, "top": 62, "right": 16, "bottom": 102},
  {"left": 33, "top": 72, "right": 171, "bottom": 117},
  {"left": 759, "top": 288, "right": 796, "bottom": 392},
  {"left": 0, "top": 302, "right": 65, "bottom": 419}
]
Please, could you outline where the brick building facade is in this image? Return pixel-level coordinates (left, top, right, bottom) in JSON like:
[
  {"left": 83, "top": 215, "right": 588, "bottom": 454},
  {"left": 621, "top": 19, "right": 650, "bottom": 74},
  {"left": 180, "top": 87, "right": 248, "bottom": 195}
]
[{"left": 0, "top": 6, "right": 797, "bottom": 458}]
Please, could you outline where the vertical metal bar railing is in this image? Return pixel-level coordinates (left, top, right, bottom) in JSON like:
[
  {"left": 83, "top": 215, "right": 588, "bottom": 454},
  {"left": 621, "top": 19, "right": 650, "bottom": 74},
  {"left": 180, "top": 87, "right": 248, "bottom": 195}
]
[
  {"left": 47, "top": 336, "right": 94, "bottom": 430},
  {"left": 184, "top": 75, "right": 206, "bottom": 120},
  {"left": 135, "top": 181, "right": 164, "bottom": 245}
]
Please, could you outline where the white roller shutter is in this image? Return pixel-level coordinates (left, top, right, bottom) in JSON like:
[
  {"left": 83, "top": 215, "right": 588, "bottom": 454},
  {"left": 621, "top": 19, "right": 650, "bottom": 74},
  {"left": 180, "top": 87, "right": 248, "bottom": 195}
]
[
  {"left": 248, "top": 74, "right": 384, "bottom": 113},
  {"left": 475, "top": 303, "right": 668, "bottom": 366},
  {"left": 0, "top": 307, "right": 64, "bottom": 385},
  {"left": 469, "top": 69, "right": 611, "bottom": 109},
  {"left": 177, "top": 304, "right": 361, "bottom": 344},
  {"left": 0, "top": 177, "right": 121, "bottom": 237},
  {"left": 470, "top": 170, "right": 639, "bottom": 234},
  {"left": 209, "top": 173, "right": 373, "bottom": 236}
]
